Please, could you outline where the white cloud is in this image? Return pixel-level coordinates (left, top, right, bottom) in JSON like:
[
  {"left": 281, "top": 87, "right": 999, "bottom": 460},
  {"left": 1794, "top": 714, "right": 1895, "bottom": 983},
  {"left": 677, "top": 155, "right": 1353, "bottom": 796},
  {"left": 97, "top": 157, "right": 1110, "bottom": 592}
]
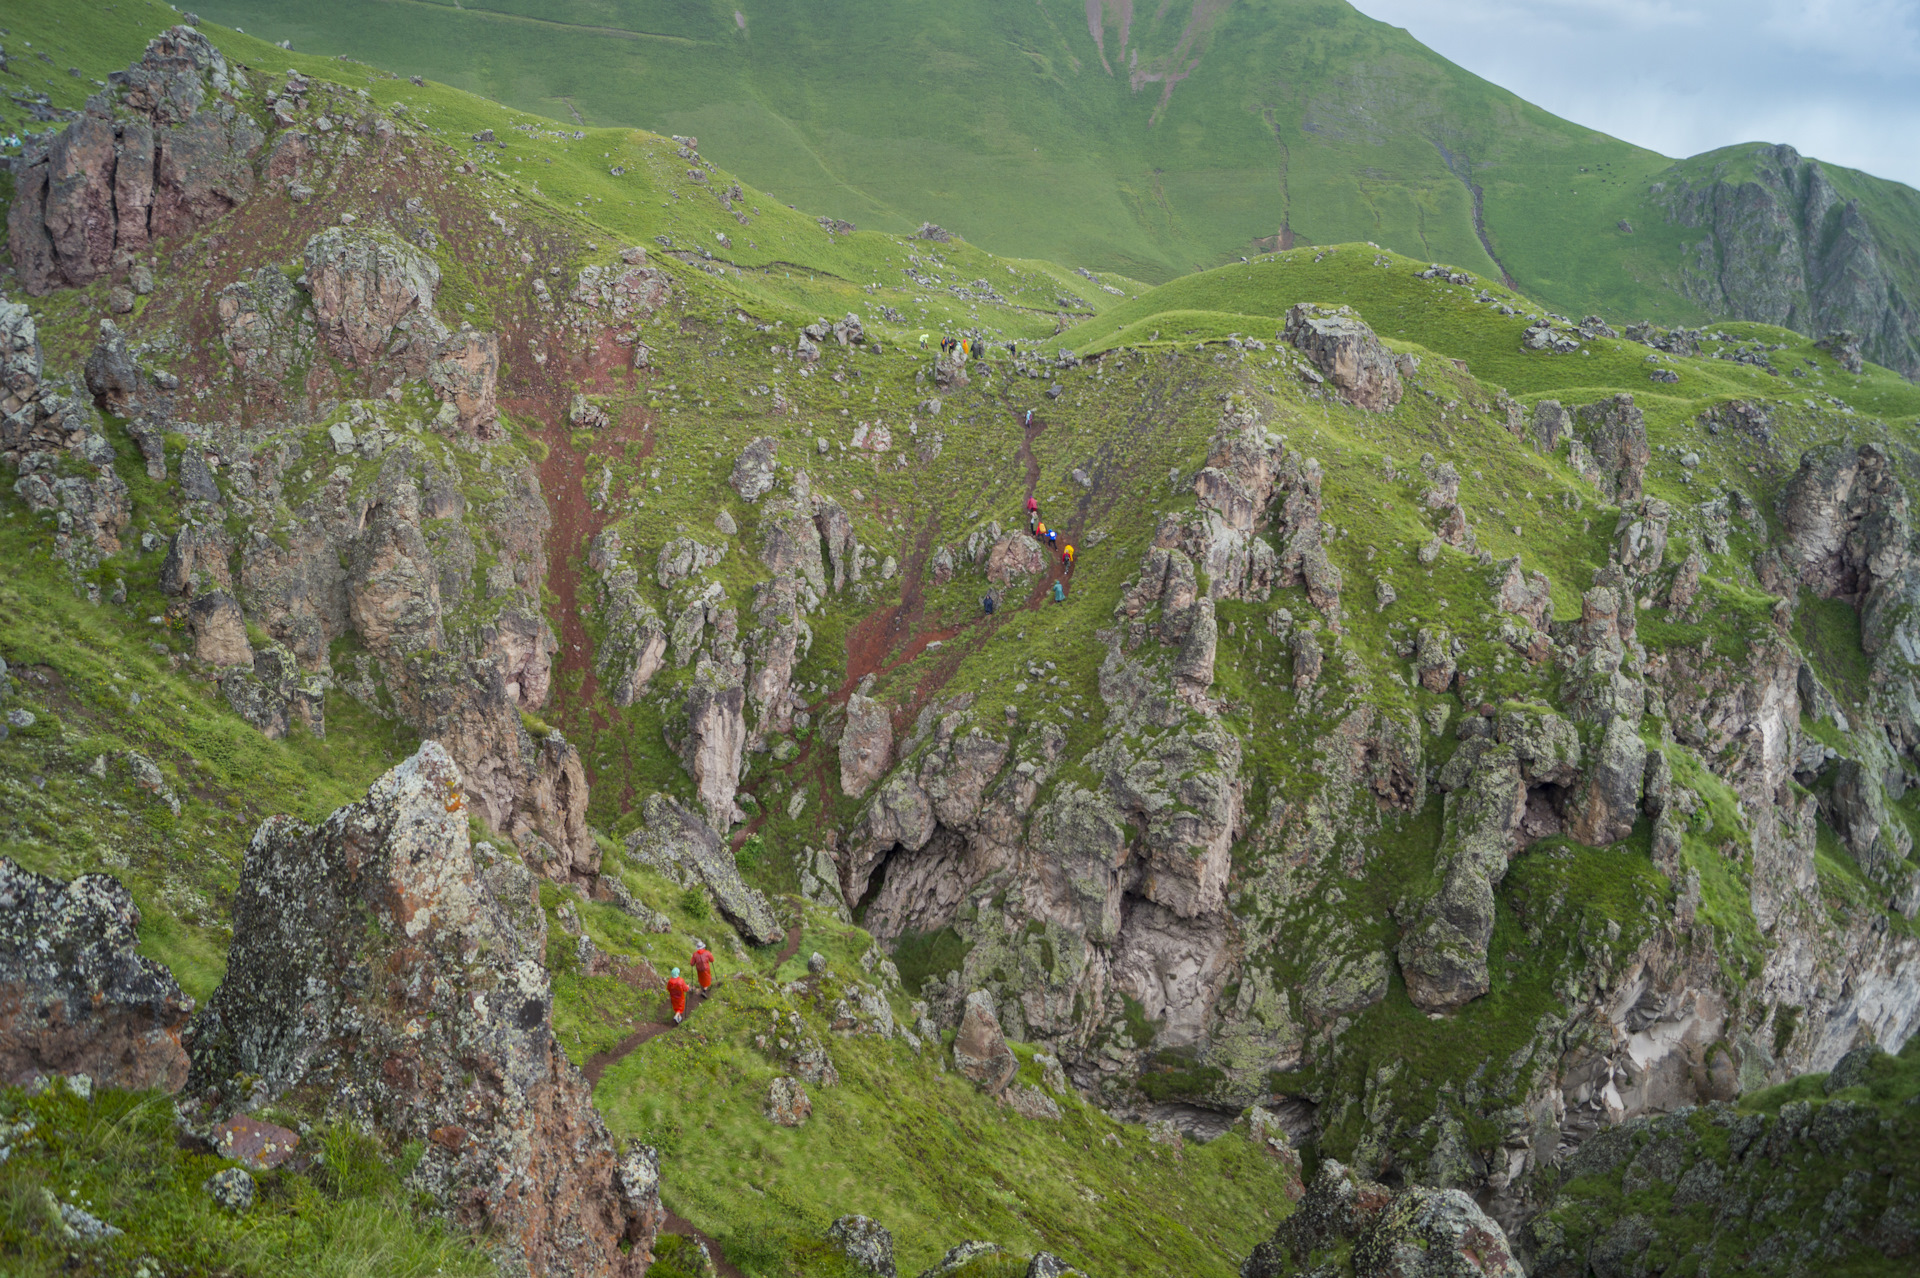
[{"left": 1348, "top": 0, "right": 1920, "bottom": 187}]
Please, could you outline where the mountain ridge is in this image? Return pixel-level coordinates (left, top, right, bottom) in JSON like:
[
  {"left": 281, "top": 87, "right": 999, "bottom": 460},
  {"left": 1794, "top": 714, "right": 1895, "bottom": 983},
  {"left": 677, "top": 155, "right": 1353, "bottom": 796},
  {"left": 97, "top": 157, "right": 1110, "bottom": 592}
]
[{"left": 171, "top": 0, "right": 1920, "bottom": 378}]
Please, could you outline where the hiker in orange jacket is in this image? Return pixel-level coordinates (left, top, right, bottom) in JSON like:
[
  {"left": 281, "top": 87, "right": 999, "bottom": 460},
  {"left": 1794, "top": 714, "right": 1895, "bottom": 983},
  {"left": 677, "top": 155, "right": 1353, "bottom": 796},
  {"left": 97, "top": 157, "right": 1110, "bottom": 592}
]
[
  {"left": 691, "top": 941, "right": 715, "bottom": 991},
  {"left": 667, "top": 968, "right": 690, "bottom": 1024}
]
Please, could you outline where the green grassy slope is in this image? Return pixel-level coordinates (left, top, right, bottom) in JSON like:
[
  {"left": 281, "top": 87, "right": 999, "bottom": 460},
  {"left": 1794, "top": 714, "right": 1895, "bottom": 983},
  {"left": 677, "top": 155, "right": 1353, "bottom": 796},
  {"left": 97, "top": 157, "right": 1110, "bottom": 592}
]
[
  {"left": 4, "top": 4, "right": 1920, "bottom": 1274},
  {"left": 172, "top": 0, "right": 1653, "bottom": 288},
  {"left": 1054, "top": 246, "right": 1920, "bottom": 420},
  {"left": 166, "top": 0, "right": 1920, "bottom": 356},
  {"left": 0, "top": 1083, "right": 493, "bottom": 1278}
]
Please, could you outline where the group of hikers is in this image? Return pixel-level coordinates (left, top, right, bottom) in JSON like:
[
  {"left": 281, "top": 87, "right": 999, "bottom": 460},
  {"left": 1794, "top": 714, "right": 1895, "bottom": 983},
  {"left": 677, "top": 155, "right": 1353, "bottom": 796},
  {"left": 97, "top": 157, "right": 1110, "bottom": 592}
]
[
  {"left": 921, "top": 334, "right": 975, "bottom": 359},
  {"left": 665, "top": 940, "right": 716, "bottom": 1024},
  {"left": 982, "top": 486, "right": 1075, "bottom": 614}
]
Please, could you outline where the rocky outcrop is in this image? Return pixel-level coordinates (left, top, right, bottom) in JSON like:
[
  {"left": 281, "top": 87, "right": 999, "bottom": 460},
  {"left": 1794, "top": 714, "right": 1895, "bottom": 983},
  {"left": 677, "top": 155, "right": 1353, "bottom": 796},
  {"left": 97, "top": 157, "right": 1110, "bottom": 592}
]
[
  {"left": 1398, "top": 740, "right": 1525, "bottom": 1014},
  {"left": 1777, "top": 442, "right": 1910, "bottom": 601},
  {"left": 304, "top": 226, "right": 441, "bottom": 371},
  {"left": 189, "top": 590, "right": 253, "bottom": 668},
  {"left": 219, "top": 265, "right": 314, "bottom": 389},
  {"left": 952, "top": 990, "right": 1018, "bottom": 1094},
  {"left": 588, "top": 530, "right": 667, "bottom": 707},
  {"left": 1568, "top": 395, "right": 1650, "bottom": 504},
  {"left": 1244, "top": 1160, "right": 1524, "bottom": 1278},
  {"left": 1526, "top": 1075, "right": 1920, "bottom": 1278},
  {"left": 624, "top": 795, "right": 782, "bottom": 945},
  {"left": 186, "top": 745, "right": 660, "bottom": 1275},
  {"left": 680, "top": 660, "right": 748, "bottom": 828},
  {"left": 428, "top": 328, "right": 501, "bottom": 437},
  {"left": 8, "top": 28, "right": 263, "bottom": 295},
  {"left": 0, "top": 858, "right": 192, "bottom": 1093},
  {"left": 840, "top": 694, "right": 894, "bottom": 797},
  {"left": 729, "top": 436, "right": 779, "bottom": 501},
  {"left": 1283, "top": 304, "right": 1403, "bottom": 412},
  {"left": 1654, "top": 143, "right": 1920, "bottom": 378}
]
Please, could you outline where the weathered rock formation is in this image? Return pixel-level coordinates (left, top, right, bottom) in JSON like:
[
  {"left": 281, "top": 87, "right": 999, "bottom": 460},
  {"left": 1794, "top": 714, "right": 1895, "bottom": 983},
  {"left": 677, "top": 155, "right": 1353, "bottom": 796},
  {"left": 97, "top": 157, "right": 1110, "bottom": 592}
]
[
  {"left": 9, "top": 28, "right": 262, "bottom": 294},
  {"left": 1655, "top": 143, "right": 1920, "bottom": 378},
  {"left": 1283, "top": 304, "right": 1403, "bottom": 412},
  {"left": 624, "top": 794, "right": 783, "bottom": 945},
  {"left": 186, "top": 744, "right": 662, "bottom": 1275},
  {"left": 0, "top": 858, "right": 192, "bottom": 1092},
  {"left": 1243, "top": 1160, "right": 1525, "bottom": 1278}
]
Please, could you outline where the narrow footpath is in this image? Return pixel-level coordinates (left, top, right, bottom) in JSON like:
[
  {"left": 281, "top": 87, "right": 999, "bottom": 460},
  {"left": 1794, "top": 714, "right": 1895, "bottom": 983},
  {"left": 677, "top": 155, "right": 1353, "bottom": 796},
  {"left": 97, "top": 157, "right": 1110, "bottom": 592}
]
[{"left": 581, "top": 925, "right": 805, "bottom": 1278}]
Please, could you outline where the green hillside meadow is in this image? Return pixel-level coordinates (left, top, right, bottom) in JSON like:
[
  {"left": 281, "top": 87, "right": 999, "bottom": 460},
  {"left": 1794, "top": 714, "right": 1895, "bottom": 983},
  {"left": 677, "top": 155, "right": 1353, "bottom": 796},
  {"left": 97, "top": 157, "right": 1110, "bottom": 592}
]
[{"left": 1, "top": 1, "right": 1918, "bottom": 1275}]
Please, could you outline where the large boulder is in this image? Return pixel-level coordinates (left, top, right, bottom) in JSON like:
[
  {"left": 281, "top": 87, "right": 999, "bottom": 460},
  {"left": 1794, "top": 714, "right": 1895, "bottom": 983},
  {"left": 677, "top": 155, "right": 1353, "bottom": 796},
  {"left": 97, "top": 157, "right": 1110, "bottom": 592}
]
[
  {"left": 0, "top": 859, "right": 192, "bottom": 1092},
  {"left": 303, "top": 227, "right": 441, "bottom": 370},
  {"left": 840, "top": 694, "right": 895, "bottom": 797},
  {"left": 952, "top": 990, "right": 1018, "bottom": 1094},
  {"left": 185, "top": 743, "right": 661, "bottom": 1275},
  {"left": 729, "top": 436, "right": 780, "bottom": 502},
  {"left": 1282, "top": 304, "right": 1403, "bottom": 412},
  {"left": 623, "top": 795, "right": 783, "bottom": 945}
]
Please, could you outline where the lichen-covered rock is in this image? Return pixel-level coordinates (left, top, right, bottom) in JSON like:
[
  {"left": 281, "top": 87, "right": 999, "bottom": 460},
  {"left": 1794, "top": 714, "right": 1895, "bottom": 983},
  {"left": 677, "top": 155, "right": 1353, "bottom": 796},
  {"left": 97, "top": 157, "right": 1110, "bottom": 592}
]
[
  {"left": 204, "top": 1167, "right": 255, "bottom": 1213},
  {"left": 826, "top": 1214, "right": 897, "bottom": 1278},
  {"left": 303, "top": 226, "right": 441, "bottom": 371},
  {"left": 1282, "top": 304, "right": 1403, "bottom": 412},
  {"left": 623, "top": 794, "right": 782, "bottom": 945},
  {"left": 9, "top": 28, "right": 262, "bottom": 295},
  {"left": 920, "top": 1241, "right": 1002, "bottom": 1277},
  {"left": 729, "top": 435, "right": 779, "bottom": 501},
  {"left": 1243, "top": 1160, "right": 1522, "bottom": 1278},
  {"left": 0, "top": 858, "right": 192, "bottom": 1092},
  {"left": 185, "top": 743, "right": 660, "bottom": 1275},
  {"left": 841, "top": 694, "right": 894, "bottom": 797},
  {"left": 953, "top": 990, "right": 1018, "bottom": 1094},
  {"left": 766, "top": 1075, "right": 811, "bottom": 1126}
]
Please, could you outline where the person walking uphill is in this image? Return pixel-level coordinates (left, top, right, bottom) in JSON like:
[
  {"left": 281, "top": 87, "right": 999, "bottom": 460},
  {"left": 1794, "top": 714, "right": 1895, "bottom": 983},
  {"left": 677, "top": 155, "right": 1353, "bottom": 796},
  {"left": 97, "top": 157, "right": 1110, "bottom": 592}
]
[
  {"left": 1027, "top": 495, "right": 1039, "bottom": 531},
  {"left": 691, "top": 941, "right": 715, "bottom": 992},
  {"left": 1063, "top": 543, "right": 1075, "bottom": 569},
  {"left": 667, "top": 968, "right": 690, "bottom": 1024}
]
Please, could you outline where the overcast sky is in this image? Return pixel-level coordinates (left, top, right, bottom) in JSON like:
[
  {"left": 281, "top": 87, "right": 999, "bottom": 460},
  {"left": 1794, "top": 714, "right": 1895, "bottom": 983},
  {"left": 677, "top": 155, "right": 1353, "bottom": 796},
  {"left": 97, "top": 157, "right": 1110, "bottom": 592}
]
[{"left": 1348, "top": 0, "right": 1920, "bottom": 189}]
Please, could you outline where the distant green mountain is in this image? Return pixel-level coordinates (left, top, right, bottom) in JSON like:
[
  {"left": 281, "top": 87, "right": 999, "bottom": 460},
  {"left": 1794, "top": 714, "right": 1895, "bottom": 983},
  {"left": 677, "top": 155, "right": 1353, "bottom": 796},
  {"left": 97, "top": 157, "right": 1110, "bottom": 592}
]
[{"left": 182, "top": 0, "right": 1920, "bottom": 376}]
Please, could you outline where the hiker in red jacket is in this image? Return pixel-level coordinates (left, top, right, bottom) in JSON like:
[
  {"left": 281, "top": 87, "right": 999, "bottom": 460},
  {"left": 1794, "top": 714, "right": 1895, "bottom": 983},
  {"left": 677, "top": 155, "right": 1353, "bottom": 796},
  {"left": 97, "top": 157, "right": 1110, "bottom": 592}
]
[
  {"left": 691, "top": 941, "right": 715, "bottom": 991},
  {"left": 667, "top": 967, "right": 690, "bottom": 1024},
  {"left": 1027, "top": 495, "right": 1039, "bottom": 531}
]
